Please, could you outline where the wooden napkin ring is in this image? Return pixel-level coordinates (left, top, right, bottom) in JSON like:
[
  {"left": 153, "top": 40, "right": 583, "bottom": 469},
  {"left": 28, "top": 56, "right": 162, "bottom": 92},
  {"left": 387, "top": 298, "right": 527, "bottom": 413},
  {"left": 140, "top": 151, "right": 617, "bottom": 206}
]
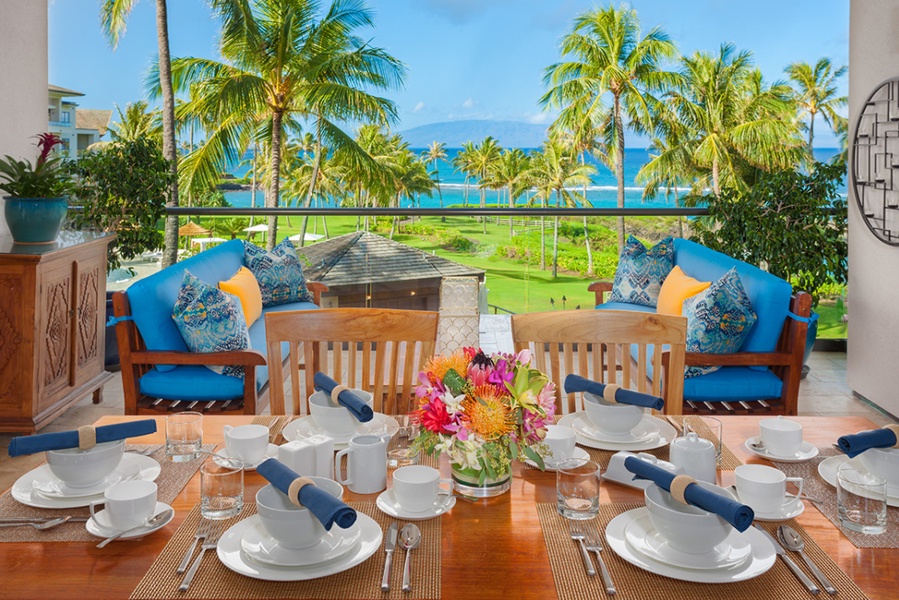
[
  {"left": 602, "top": 384, "right": 621, "bottom": 404},
  {"left": 669, "top": 474, "right": 696, "bottom": 504},
  {"left": 287, "top": 477, "right": 316, "bottom": 507},
  {"left": 77, "top": 426, "right": 97, "bottom": 450},
  {"left": 884, "top": 424, "right": 899, "bottom": 447},
  {"left": 330, "top": 384, "right": 349, "bottom": 402}
]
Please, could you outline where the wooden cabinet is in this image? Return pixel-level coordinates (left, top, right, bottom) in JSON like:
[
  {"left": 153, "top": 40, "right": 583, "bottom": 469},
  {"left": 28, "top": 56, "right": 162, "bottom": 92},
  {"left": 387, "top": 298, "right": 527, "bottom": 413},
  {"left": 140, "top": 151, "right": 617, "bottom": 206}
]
[{"left": 0, "top": 231, "right": 115, "bottom": 433}]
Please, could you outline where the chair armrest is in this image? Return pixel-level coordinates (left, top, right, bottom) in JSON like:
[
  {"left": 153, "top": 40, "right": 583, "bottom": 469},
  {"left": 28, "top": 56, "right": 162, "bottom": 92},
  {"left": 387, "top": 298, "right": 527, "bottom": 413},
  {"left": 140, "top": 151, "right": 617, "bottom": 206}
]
[
  {"left": 587, "top": 281, "right": 613, "bottom": 305},
  {"left": 307, "top": 281, "right": 329, "bottom": 306},
  {"left": 683, "top": 351, "right": 794, "bottom": 368},
  {"left": 128, "top": 349, "right": 267, "bottom": 367}
]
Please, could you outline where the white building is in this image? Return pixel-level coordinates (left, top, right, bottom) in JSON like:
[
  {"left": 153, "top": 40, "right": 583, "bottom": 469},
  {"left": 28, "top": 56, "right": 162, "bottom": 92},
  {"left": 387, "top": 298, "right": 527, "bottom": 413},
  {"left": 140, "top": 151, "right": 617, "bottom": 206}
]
[{"left": 48, "top": 84, "right": 111, "bottom": 160}]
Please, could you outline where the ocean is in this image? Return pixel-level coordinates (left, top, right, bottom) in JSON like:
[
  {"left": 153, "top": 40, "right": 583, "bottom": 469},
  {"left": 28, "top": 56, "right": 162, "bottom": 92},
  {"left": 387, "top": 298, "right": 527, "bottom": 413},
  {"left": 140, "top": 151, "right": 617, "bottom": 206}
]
[{"left": 224, "top": 147, "right": 843, "bottom": 210}]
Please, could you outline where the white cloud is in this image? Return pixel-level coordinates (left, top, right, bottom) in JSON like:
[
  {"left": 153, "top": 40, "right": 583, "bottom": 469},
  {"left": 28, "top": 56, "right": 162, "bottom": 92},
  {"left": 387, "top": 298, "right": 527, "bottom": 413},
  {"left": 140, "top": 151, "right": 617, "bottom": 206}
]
[
  {"left": 525, "top": 112, "right": 554, "bottom": 125},
  {"left": 412, "top": 101, "right": 425, "bottom": 113},
  {"left": 462, "top": 98, "right": 475, "bottom": 109}
]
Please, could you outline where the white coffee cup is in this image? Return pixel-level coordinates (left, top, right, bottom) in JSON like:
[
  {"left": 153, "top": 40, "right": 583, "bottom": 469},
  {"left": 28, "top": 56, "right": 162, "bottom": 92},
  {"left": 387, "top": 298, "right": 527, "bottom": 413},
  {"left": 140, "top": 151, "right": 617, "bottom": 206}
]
[
  {"left": 543, "top": 425, "right": 576, "bottom": 466},
  {"left": 734, "top": 464, "right": 804, "bottom": 514},
  {"left": 335, "top": 434, "right": 389, "bottom": 494},
  {"left": 223, "top": 424, "right": 269, "bottom": 465},
  {"left": 90, "top": 480, "right": 158, "bottom": 531},
  {"left": 392, "top": 465, "right": 454, "bottom": 513},
  {"left": 759, "top": 417, "right": 803, "bottom": 457}
]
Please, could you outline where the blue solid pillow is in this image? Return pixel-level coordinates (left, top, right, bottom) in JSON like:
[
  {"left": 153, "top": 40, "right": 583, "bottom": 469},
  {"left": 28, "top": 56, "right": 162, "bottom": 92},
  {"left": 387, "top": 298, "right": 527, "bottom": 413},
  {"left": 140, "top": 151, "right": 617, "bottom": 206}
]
[
  {"left": 244, "top": 238, "right": 314, "bottom": 307},
  {"left": 608, "top": 235, "right": 674, "bottom": 308},
  {"left": 172, "top": 271, "right": 250, "bottom": 379}
]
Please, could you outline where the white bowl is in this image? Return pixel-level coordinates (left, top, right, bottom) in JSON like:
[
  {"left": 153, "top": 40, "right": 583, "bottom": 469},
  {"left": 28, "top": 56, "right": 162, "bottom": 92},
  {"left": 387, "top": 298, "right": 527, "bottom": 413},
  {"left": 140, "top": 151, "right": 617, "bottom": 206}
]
[
  {"left": 256, "top": 477, "right": 344, "bottom": 549},
  {"left": 644, "top": 482, "right": 732, "bottom": 554},
  {"left": 858, "top": 447, "right": 899, "bottom": 488},
  {"left": 583, "top": 392, "right": 643, "bottom": 435},
  {"left": 46, "top": 440, "right": 125, "bottom": 489},
  {"left": 309, "top": 389, "right": 374, "bottom": 436}
]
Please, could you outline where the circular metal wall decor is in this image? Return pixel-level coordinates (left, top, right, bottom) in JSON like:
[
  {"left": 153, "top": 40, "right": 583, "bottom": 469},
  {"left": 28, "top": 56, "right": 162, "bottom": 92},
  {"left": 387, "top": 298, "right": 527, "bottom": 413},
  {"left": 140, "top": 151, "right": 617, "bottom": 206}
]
[{"left": 852, "top": 77, "right": 899, "bottom": 245}]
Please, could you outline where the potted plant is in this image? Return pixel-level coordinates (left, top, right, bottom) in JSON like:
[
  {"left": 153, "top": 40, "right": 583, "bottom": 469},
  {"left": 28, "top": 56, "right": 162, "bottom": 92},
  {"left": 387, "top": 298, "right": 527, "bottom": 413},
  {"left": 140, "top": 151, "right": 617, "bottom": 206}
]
[{"left": 0, "top": 133, "right": 74, "bottom": 244}]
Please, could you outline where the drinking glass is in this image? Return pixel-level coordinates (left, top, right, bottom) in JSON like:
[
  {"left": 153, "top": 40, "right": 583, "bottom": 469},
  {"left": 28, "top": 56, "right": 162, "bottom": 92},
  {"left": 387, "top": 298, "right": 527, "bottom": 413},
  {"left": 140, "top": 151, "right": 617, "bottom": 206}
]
[
  {"left": 387, "top": 423, "right": 421, "bottom": 468},
  {"left": 165, "top": 412, "right": 202, "bottom": 462},
  {"left": 837, "top": 463, "right": 887, "bottom": 534},
  {"left": 683, "top": 415, "right": 723, "bottom": 463},
  {"left": 556, "top": 459, "right": 601, "bottom": 520},
  {"left": 200, "top": 456, "right": 243, "bottom": 519}
]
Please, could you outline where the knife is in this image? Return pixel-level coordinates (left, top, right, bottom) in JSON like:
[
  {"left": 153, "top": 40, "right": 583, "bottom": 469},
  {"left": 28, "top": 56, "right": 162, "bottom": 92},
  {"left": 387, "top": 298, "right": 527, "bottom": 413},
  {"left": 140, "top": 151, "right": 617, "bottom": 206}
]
[
  {"left": 381, "top": 522, "right": 398, "bottom": 592},
  {"left": 754, "top": 525, "right": 820, "bottom": 595}
]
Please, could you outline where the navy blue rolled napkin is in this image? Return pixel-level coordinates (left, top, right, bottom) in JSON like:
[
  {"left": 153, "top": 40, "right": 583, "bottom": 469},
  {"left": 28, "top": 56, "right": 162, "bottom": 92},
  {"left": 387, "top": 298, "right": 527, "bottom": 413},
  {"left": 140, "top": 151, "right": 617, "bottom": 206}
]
[
  {"left": 7, "top": 420, "right": 158, "bottom": 457},
  {"left": 256, "top": 458, "right": 356, "bottom": 531},
  {"left": 564, "top": 374, "right": 664, "bottom": 411},
  {"left": 624, "top": 455, "right": 754, "bottom": 532},
  {"left": 837, "top": 428, "right": 898, "bottom": 458},
  {"left": 313, "top": 372, "right": 374, "bottom": 423}
]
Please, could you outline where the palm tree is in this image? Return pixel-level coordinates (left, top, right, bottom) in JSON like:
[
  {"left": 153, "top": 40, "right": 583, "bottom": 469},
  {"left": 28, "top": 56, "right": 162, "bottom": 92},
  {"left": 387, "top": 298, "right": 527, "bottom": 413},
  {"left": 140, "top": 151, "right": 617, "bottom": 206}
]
[
  {"left": 785, "top": 58, "right": 847, "bottom": 157},
  {"left": 470, "top": 136, "right": 501, "bottom": 234},
  {"left": 101, "top": 0, "right": 180, "bottom": 267},
  {"left": 423, "top": 141, "right": 447, "bottom": 210},
  {"left": 543, "top": 4, "right": 678, "bottom": 254},
  {"left": 485, "top": 148, "right": 529, "bottom": 239},
  {"left": 452, "top": 141, "right": 476, "bottom": 208},
  {"left": 107, "top": 101, "right": 162, "bottom": 142},
  {"left": 168, "top": 0, "right": 405, "bottom": 249}
]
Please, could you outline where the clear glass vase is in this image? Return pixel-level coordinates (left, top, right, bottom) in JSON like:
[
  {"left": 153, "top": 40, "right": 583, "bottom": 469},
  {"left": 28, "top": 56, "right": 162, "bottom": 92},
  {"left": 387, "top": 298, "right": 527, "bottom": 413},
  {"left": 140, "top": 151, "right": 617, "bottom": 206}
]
[{"left": 450, "top": 461, "right": 512, "bottom": 498}]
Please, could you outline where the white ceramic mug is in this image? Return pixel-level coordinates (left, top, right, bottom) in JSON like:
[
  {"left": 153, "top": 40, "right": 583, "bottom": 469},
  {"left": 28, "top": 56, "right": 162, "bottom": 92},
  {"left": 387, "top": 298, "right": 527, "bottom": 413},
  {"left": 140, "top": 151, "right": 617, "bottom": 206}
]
[
  {"left": 734, "top": 464, "right": 804, "bottom": 514},
  {"left": 669, "top": 432, "right": 717, "bottom": 483},
  {"left": 223, "top": 424, "right": 269, "bottom": 465},
  {"left": 759, "top": 417, "right": 803, "bottom": 457},
  {"left": 334, "top": 434, "right": 389, "bottom": 494},
  {"left": 392, "top": 465, "right": 454, "bottom": 513},
  {"left": 543, "top": 425, "right": 576, "bottom": 465},
  {"left": 89, "top": 480, "right": 157, "bottom": 531}
]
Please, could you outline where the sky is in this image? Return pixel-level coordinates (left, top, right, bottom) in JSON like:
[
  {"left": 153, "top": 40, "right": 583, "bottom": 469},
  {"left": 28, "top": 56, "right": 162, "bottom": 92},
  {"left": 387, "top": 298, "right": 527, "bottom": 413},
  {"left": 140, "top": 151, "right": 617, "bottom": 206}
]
[{"left": 48, "top": 0, "right": 849, "bottom": 146}]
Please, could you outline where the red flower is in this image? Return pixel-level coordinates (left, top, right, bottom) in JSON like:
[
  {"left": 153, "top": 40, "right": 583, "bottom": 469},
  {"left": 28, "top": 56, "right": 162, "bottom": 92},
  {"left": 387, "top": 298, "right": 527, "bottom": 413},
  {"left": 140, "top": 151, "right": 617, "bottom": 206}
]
[
  {"left": 419, "top": 397, "right": 453, "bottom": 434},
  {"left": 36, "top": 133, "right": 63, "bottom": 167}
]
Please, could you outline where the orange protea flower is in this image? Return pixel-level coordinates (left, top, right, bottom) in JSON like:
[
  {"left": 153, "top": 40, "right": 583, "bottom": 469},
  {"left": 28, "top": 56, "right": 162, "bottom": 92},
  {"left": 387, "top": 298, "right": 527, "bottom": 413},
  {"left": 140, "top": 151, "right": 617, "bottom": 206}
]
[
  {"left": 426, "top": 352, "right": 470, "bottom": 386},
  {"left": 462, "top": 385, "right": 514, "bottom": 441}
]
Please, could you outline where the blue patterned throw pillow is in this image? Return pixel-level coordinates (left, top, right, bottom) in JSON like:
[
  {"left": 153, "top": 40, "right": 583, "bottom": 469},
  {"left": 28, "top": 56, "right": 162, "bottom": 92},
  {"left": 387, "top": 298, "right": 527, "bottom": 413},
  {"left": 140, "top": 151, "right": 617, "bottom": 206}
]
[
  {"left": 683, "top": 268, "right": 758, "bottom": 378},
  {"left": 244, "top": 238, "right": 314, "bottom": 307},
  {"left": 172, "top": 271, "right": 250, "bottom": 379},
  {"left": 608, "top": 236, "right": 675, "bottom": 307}
]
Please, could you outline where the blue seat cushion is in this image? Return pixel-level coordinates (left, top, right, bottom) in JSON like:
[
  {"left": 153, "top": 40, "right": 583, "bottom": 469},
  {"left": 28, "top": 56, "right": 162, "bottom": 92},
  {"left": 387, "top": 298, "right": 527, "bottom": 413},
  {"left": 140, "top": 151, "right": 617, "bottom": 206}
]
[
  {"left": 595, "top": 302, "right": 656, "bottom": 313},
  {"left": 683, "top": 367, "right": 783, "bottom": 403},
  {"left": 139, "top": 366, "right": 245, "bottom": 402}
]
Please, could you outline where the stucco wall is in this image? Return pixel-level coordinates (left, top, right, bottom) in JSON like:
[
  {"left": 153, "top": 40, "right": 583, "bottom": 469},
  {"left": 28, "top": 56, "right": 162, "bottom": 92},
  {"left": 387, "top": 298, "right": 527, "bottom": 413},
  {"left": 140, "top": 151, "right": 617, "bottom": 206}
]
[
  {"left": 847, "top": 0, "right": 899, "bottom": 416},
  {"left": 0, "top": 1, "right": 49, "bottom": 236}
]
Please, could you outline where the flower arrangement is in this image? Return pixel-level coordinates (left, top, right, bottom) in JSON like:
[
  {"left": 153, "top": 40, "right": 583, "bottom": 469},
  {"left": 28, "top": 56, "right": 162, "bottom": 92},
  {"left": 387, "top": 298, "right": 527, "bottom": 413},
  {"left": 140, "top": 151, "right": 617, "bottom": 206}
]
[
  {"left": 413, "top": 347, "right": 557, "bottom": 483},
  {"left": 0, "top": 133, "right": 72, "bottom": 198}
]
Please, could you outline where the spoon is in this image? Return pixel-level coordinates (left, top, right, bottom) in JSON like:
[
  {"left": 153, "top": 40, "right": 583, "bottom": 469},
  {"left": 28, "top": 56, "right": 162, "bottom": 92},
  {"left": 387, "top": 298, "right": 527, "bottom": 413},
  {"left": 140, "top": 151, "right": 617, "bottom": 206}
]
[
  {"left": 399, "top": 523, "right": 422, "bottom": 592},
  {"left": 0, "top": 516, "right": 71, "bottom": 530},
  {"left": 96, "top": 508, "right": 173, "bottom": 548},
  {"left": 777, "top": 524, "right": 837, "bottom": 595}
]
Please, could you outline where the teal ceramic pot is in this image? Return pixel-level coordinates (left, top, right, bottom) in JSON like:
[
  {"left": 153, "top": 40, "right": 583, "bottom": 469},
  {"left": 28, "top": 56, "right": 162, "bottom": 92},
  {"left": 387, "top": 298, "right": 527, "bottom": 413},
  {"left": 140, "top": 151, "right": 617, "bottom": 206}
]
[{"left": 3, "top": 197, "right": 68, "bottom": 244}]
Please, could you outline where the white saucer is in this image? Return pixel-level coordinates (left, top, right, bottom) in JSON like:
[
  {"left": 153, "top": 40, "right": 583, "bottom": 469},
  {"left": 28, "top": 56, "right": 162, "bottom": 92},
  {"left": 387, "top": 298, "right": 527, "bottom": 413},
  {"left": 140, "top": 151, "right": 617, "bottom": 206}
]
[
  {"left": 86, "top": 501, "right": 174, "bottom": 539},
  {"left": 32, "top": 459, "right": 141, "bottom": 499},
  {"left": 282, "top": 414, "right": 400, "bottom": 449},
  {"left": 818, "top": 455, "right": 899, "bottom": 507},
  {"left": 216, "top": 444, "right": 279, "bottom": 470},
  {"left": 744, "top": 437, "right": 820, "bottom": 463},
  {"left": 524, "top": 447, "right": 591, "bottom": 472},
  {"left": 375, "top": 489, "right": 456, "bottom": 520},
  {"left": 239, "top": 515, "right": 361, "bottom": 567},
  {"left": 558, "top": 413, "right": 676, "bottom": 452},
  {"left": 746, "top": 497, "right": 805, "bottom": 522},
  {"left": 624, "top": 510, "right": 752, "bottom": 570},
  {"left": 606, "top": 508, "right": 776, "bottom": 583},
  {"left": 573, "top": 418, "right": 657, "bottom": 444},
  {"left": 218, "top": 512, "right": 382, "bottom": 581},
  {"left": 12, "top": 453, "right": 161, "bottom": 509}
]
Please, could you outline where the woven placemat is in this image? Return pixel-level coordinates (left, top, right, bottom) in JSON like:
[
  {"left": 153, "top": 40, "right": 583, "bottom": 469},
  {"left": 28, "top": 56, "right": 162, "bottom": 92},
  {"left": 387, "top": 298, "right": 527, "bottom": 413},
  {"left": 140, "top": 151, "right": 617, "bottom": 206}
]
[
  {"left": 536, "top": 502, "right": 868, "bottom": 600},
  {"left": 773, "top": 446, "right": 899, "bottom": 548},
  {"left": 0, "top": 443, "right": 215, "bottom": 543},
  {"left": 130, "top": 502, "right": 440, "bottom": 599}
]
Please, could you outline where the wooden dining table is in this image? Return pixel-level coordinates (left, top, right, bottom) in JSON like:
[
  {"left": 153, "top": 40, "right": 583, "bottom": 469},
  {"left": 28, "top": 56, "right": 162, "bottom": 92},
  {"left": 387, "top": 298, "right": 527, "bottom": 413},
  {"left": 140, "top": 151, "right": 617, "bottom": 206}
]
[{"left": 2, "top": 414, "right": 895, "bottom": 599}]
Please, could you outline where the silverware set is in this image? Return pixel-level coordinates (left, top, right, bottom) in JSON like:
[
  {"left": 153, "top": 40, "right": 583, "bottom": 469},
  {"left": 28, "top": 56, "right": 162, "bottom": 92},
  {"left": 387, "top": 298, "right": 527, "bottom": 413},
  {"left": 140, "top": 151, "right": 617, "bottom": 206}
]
[
  {"left": 0, "top": 516, "right": 89, "bottom": 530},
  {"left": 381, "top": 521, "right": 422, "bottom": 593},
  {"left": 179, "top": 520, "right": 224, "bottom": 592},
  {"left": 568, "top": 519, "right": 615, "bottom": 595},
  {"left": 755, "top": 523, "right": 838, "bottom": 595}
]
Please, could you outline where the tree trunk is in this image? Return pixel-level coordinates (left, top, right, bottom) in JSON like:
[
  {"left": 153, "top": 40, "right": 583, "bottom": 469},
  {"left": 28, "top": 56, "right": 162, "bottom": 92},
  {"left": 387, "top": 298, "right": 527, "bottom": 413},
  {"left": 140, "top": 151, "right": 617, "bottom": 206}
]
[
  {"left": 540, "top": 213, "right": 546, "bottom": 271},
  {"left": 712, "top": 158, "right": 721, "bottom": 198},
  {"left": 249, "top": 143, "right": 257, "bottom": 228},
  {"left": 552, "top": 190, "right": 560, "bottom": 278},
  {"left": 298, "top": 119, "right": 323, "bottom": 248},
  {"left": 509, "top": 184, "right": 515, "bottom": 238},
  {"left": 156, "top": 0, "right": 180, "bottom": 267},
  {"left": 808, "top": 108, "right": 816, "bottom": 159},
  {"left": 584, "top": 216, "right": 594, "bottom": 276},
  {"left": 480, "top": 187, "right": 487, "bottom": 234},
  {"left": 614, "top": 93, "right": 626, "bottom": 255},
  {"left": 267, "top": 110, "right": 283, "bottom": 250}
]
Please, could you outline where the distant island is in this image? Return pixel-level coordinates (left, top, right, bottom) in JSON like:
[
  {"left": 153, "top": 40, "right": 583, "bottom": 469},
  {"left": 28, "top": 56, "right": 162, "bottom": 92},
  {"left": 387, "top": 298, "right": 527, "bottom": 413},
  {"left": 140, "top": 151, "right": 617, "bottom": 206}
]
[{"left": 398, "top": 120, "right": 549, "bottom": 148}]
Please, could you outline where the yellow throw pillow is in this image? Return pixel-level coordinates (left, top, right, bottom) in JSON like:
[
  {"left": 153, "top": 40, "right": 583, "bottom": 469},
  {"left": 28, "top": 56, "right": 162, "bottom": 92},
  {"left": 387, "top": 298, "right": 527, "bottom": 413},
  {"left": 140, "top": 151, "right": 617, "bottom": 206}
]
[
  {"left": 657, "top": 266, "right": 711, "bottom": 316},
  {"left": 219, "top": 267, "right": 263, "bottom": 327}
]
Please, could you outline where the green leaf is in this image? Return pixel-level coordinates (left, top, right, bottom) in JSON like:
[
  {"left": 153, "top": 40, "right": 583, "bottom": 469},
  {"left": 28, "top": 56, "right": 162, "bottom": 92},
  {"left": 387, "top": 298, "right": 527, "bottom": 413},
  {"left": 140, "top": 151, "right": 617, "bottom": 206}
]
[{"left": 523, "top": 445, "right": 544, "bottom": 470}]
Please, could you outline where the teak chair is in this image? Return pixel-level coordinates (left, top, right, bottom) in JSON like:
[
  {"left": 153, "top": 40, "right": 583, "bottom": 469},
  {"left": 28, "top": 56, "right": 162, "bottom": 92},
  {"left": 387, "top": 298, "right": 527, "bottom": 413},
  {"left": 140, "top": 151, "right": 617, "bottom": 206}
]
[
  {"left": 264, "top": 308, "right": 439, "bottom": 416},
  {"left": 511, "top": 309, "right": 688, "bottom": 415}
]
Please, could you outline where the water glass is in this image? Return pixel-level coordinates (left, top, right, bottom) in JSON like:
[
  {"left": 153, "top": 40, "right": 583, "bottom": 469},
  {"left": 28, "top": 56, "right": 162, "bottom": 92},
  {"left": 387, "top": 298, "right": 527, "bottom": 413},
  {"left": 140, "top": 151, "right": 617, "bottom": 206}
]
[
  {"left": 837, "top": 463, "right": 887, "bottom": 534},
  {"left": 683, "top": 415, "right": 723, "bottom": 463},
  {"left": 387, "top": 424, "right": 421, "bottom": 468},
  {"left": 556, "top": 458, "right": 601, "bottom": 520},
  {"left": 200, "top": 456, "right": 243, "bottom": 520},
  {"left": 166, "top": 412, "right": 203, "bottom": 462}
]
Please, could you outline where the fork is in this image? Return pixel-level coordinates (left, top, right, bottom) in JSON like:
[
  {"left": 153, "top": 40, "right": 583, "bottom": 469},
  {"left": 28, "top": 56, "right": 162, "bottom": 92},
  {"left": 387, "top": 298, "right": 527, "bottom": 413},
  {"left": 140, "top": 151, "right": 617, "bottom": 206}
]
[
  {"left": 568, "top": 519, "right": 596, "bottom": 577},
  {"left": 584, "top": 520, "right": 616, "bottom": 595},
  {"left": 179, "top": 524, "right": 223, "bottom": 592},
  {"left": 177, "top": 518, "right": 212, "bottom": 573},
  {"left": 0, "top": 516, "right": 71, "bottom": 530}
]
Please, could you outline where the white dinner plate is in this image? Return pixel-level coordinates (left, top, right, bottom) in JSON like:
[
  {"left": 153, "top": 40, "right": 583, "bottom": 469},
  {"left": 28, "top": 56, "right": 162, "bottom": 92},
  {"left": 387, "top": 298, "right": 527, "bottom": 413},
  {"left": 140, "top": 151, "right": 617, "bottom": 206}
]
[
  {"left": 32, "top": 459, "right": 140, "bottom": 499},
  {"left": 573, "top": 417, "right": 657, "bottom": 444},
  {"left": 606, "top": 508, "right": 776, "bottom": 583},
  {"left": 524, "top": 447, "right": 591, "bottom": 472},
  {"left": 282, "top": 414, "right": 400, "bottom": 449},
  {"left": 86, "top": 501, "right": 174, "bottom": 539},
  {"left": 11, "top": 453, "right": 161, "bottom": 509},
  {"left": 239, "top": 515, "right": 362, "bottom": 567},
  {"left": 558, "top": 413, "right": 676, "bottom": 452},
  {"left": 216, "top": 444, "right": 279, "bottom": 471},
  {"left": 744, "top": 437, "right": 820, "bottom": 463},
  {"left": 817, "top": 455, "right": 899, "bottom": 506},
  {"left": 217, "top": 512, "right": 382, "bottom": 581},
  {"left": 375, "top": 489, "right": 456, "bottom": 521}
]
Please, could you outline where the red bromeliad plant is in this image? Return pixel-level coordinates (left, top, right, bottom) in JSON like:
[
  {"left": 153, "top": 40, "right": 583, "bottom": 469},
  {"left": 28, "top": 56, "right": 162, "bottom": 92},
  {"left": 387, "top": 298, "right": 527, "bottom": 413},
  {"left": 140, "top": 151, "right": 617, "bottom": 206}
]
[{"left": 0, "top": 133, "right": 74, "bottom": 198}]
